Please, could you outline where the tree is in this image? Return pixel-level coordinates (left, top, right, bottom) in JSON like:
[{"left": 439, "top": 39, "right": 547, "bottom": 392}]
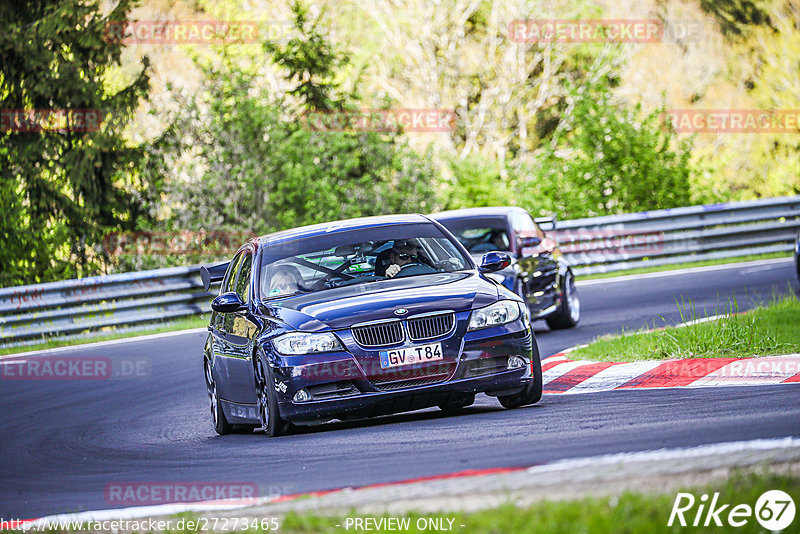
[
  {"left": 146, "top": 0, "right": 436, "bottom": 268},
  {"left": 0, "top": 0, "right": 152, "bottom": 286},
  {"left": 519, "top": 76, "right": 695, "bottom": 218},
  {"left": 264, "top": 1, "right": 351, "bottom": 113}
]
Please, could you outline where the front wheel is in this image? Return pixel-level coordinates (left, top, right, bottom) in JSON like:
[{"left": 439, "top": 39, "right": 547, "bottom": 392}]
[
  {"left": 206, "top": 361, "right": 234, "bottom": 435},
  {"left": 546, "top": 270, "right": 580, "bottom": 329},
  {"left": 256, "top": 356, "right": 291, "bottom": 438},
  {"left": 498, "top": 338, "right": 543, "bottom": 409}
]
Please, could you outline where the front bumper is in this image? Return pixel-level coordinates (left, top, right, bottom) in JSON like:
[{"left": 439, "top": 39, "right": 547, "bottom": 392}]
[{"left": 274, "top": 320, "right": 535, "bottom": 424}]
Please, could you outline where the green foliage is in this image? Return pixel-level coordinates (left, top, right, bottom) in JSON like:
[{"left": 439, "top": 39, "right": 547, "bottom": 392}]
[
  {"left": 443, "top": 75, "right": 696, "bottom": 220},
  {"left": 0, "top": 0, "right": 153, "bottom": 286},
  {"left": 439, "top": 155, "right": 516, "bottom": 210},
  {"left": 143, "top": 2, "right": 436, "bottom": 268},
  {"left": 264, "top": 1, "right": 352, "bottom": 112},
  {"left": 522, "top": 78, "right": 695, "bottom": 219}
]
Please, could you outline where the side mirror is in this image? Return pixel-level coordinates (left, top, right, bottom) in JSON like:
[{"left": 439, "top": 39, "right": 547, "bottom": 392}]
[
  {"left": 518, "top": 235, "right": 542, "bottom": 248},
  {"left": 534, "top": 215, "right": 557, "bottom": 232},
  {"left": 211, "top": 291, "right": 246, "bottom": 313},
  {"left": 200, "top": 261, "right": 230, "bottom": 292},
  {"left": 479, "top": 252, "right": 512, "bottom": 273}
]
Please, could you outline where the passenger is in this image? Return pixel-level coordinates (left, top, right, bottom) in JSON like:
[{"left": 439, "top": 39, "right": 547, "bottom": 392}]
[{"left": 267, "top": 265, "right": 303, "bottom": 297}]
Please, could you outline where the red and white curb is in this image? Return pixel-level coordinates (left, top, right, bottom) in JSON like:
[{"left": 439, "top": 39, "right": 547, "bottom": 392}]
[{"left": 542, "top": 352, "right": 800, "bottom": 394}]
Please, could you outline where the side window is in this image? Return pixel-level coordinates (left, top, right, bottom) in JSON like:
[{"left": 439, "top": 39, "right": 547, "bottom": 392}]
[
  {"left": 221, "top": 252, "right": 243, "bottom": 294},
  {"left": 235, "top": 251, "right": 253, "bottom": 303},
  {"left": 513, "top": 211, "right": 544, "bottom": 238},
  {"left": 512, "top": 211, "right": 534, "bottom": 232}
]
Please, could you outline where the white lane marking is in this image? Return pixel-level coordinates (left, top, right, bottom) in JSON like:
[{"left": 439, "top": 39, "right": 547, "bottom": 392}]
[
  {"left": 0, "top": 328, "right": 207, "bottom": 360},
  {"left": 526, "top": 437, "right": 800, "bottom": 474},
  {"left": 674, "top": 314, "right": 728, "bottom": 328},
  {"left": 741, "top": 264, "right": 786, "bottom": 274},
  {"left": 576, "top": 257, "right": 793, "bottom": 287},
  {"left": 563, "top": 360, "right": 663, "bottom": 393}
]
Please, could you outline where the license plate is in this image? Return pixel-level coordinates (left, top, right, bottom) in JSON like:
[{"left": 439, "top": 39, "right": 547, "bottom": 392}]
[{"left": 379, "top": 343, "right": 443, "bottom": 369}]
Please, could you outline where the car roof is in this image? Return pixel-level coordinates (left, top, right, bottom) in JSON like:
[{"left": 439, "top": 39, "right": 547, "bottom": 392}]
[
  {"left": 256, "top": 214, "right": 433, "bottom": 247},
  {"left": 430, "top": 206, "right": 528, "bottom": 220}
]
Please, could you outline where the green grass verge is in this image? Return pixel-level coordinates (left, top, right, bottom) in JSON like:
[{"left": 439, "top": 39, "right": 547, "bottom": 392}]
[
  {"left": 0, "top": 315, "right": 209, "bottom": 356},
  {"left": 576, "top": 251, "right": 792, "bottom": 281},
  {"left": 277, "top": 471, "right": 798, "bottom": 534},
  {"left": 570, "top": 293, "right": 800, "bottom": 362}
]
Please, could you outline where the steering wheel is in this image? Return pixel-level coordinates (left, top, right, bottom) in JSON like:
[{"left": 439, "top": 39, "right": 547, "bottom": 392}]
[{"left": 393, "top": 262, "right": 437, "bottom": 278}]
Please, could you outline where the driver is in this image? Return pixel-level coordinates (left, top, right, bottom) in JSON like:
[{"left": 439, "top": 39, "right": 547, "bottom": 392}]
[{"left": 385, "top": 240, "right": 420, "bottom": 278}]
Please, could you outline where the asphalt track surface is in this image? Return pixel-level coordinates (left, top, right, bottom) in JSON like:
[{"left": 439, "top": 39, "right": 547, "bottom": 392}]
[{"left": 1, "top": 259, "right": 799, "bottom": 519}]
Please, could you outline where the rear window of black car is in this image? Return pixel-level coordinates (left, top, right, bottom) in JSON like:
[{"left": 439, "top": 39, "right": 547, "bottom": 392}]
[{"left": 437, "top": 218, "right": 511, "bottom": 253}]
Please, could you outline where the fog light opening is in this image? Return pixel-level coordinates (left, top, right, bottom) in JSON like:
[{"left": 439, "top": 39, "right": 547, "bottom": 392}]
[
  {"left": 293, "top": 388, "right": 311, "bottom": 402},
  {"left": 507, "top": 355, "right": 527, "bottom": 370}
]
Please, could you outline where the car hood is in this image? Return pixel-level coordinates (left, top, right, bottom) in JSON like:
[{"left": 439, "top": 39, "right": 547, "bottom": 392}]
[{"left": 260, "top": 272, "right": 500, "bottom": 332}]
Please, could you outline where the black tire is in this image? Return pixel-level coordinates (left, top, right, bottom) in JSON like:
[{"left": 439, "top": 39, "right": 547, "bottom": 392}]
[
  {"left": 206, "top": 361, "right": 234, "bottom": 435},
  {"left": 438, "top": 394, "right": 475, "bottom": 415},
  {"left": 256, "top": 356, "right": 291, "bottom": 438},
  {"left": 498, "top": 337, "right": 543, "bottom": 409},
  {"left": 546, "top": 270, "right": 580, "bottom": 330}
]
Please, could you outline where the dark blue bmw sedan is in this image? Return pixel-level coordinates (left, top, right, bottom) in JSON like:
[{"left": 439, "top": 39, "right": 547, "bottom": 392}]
[{"left": 201, "top": 214, "right": 542, "bottom": 437}]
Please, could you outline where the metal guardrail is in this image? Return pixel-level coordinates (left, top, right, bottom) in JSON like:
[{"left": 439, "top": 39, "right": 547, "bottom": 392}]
[
  {"left": 1, "top": 196, "right": 797, "bottom": 347},
  {"left": 0, "top": 267, "right": 211, "bottom": 347},
  {"left": 553, "top": 196, "right": 800, "bottom": 276}
]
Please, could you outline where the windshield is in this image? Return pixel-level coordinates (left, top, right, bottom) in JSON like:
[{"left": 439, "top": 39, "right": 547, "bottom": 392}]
[
  {"left": 437, "top": 218, "right": 511, "bottom": 253},
  {"left": 258, "top": 224, "right": 470, "bottom": 300}
]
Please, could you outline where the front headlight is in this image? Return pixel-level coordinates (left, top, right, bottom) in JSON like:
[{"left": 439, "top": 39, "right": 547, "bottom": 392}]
[
  {"left": 467, "top": 300, "right": 521, "bottom": 331},
  {"left": 272, "top": 332, "right": 342, "bottom": 355}
]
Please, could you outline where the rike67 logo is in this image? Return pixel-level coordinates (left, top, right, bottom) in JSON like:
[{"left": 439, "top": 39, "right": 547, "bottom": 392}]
[{"left": 669, "top": 490, "right": 796, "bottom": 530}]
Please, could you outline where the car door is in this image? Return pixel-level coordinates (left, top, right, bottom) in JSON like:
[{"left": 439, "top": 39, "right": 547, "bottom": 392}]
[
  {"left": 513, "top": 210, "right": 559, "bottom": 312},
  {"left": 209, "top": 251, "right": 243, "bottom": 374},
  {"left": 218, "top": 247, "right": 260, "bottom": 405}
]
